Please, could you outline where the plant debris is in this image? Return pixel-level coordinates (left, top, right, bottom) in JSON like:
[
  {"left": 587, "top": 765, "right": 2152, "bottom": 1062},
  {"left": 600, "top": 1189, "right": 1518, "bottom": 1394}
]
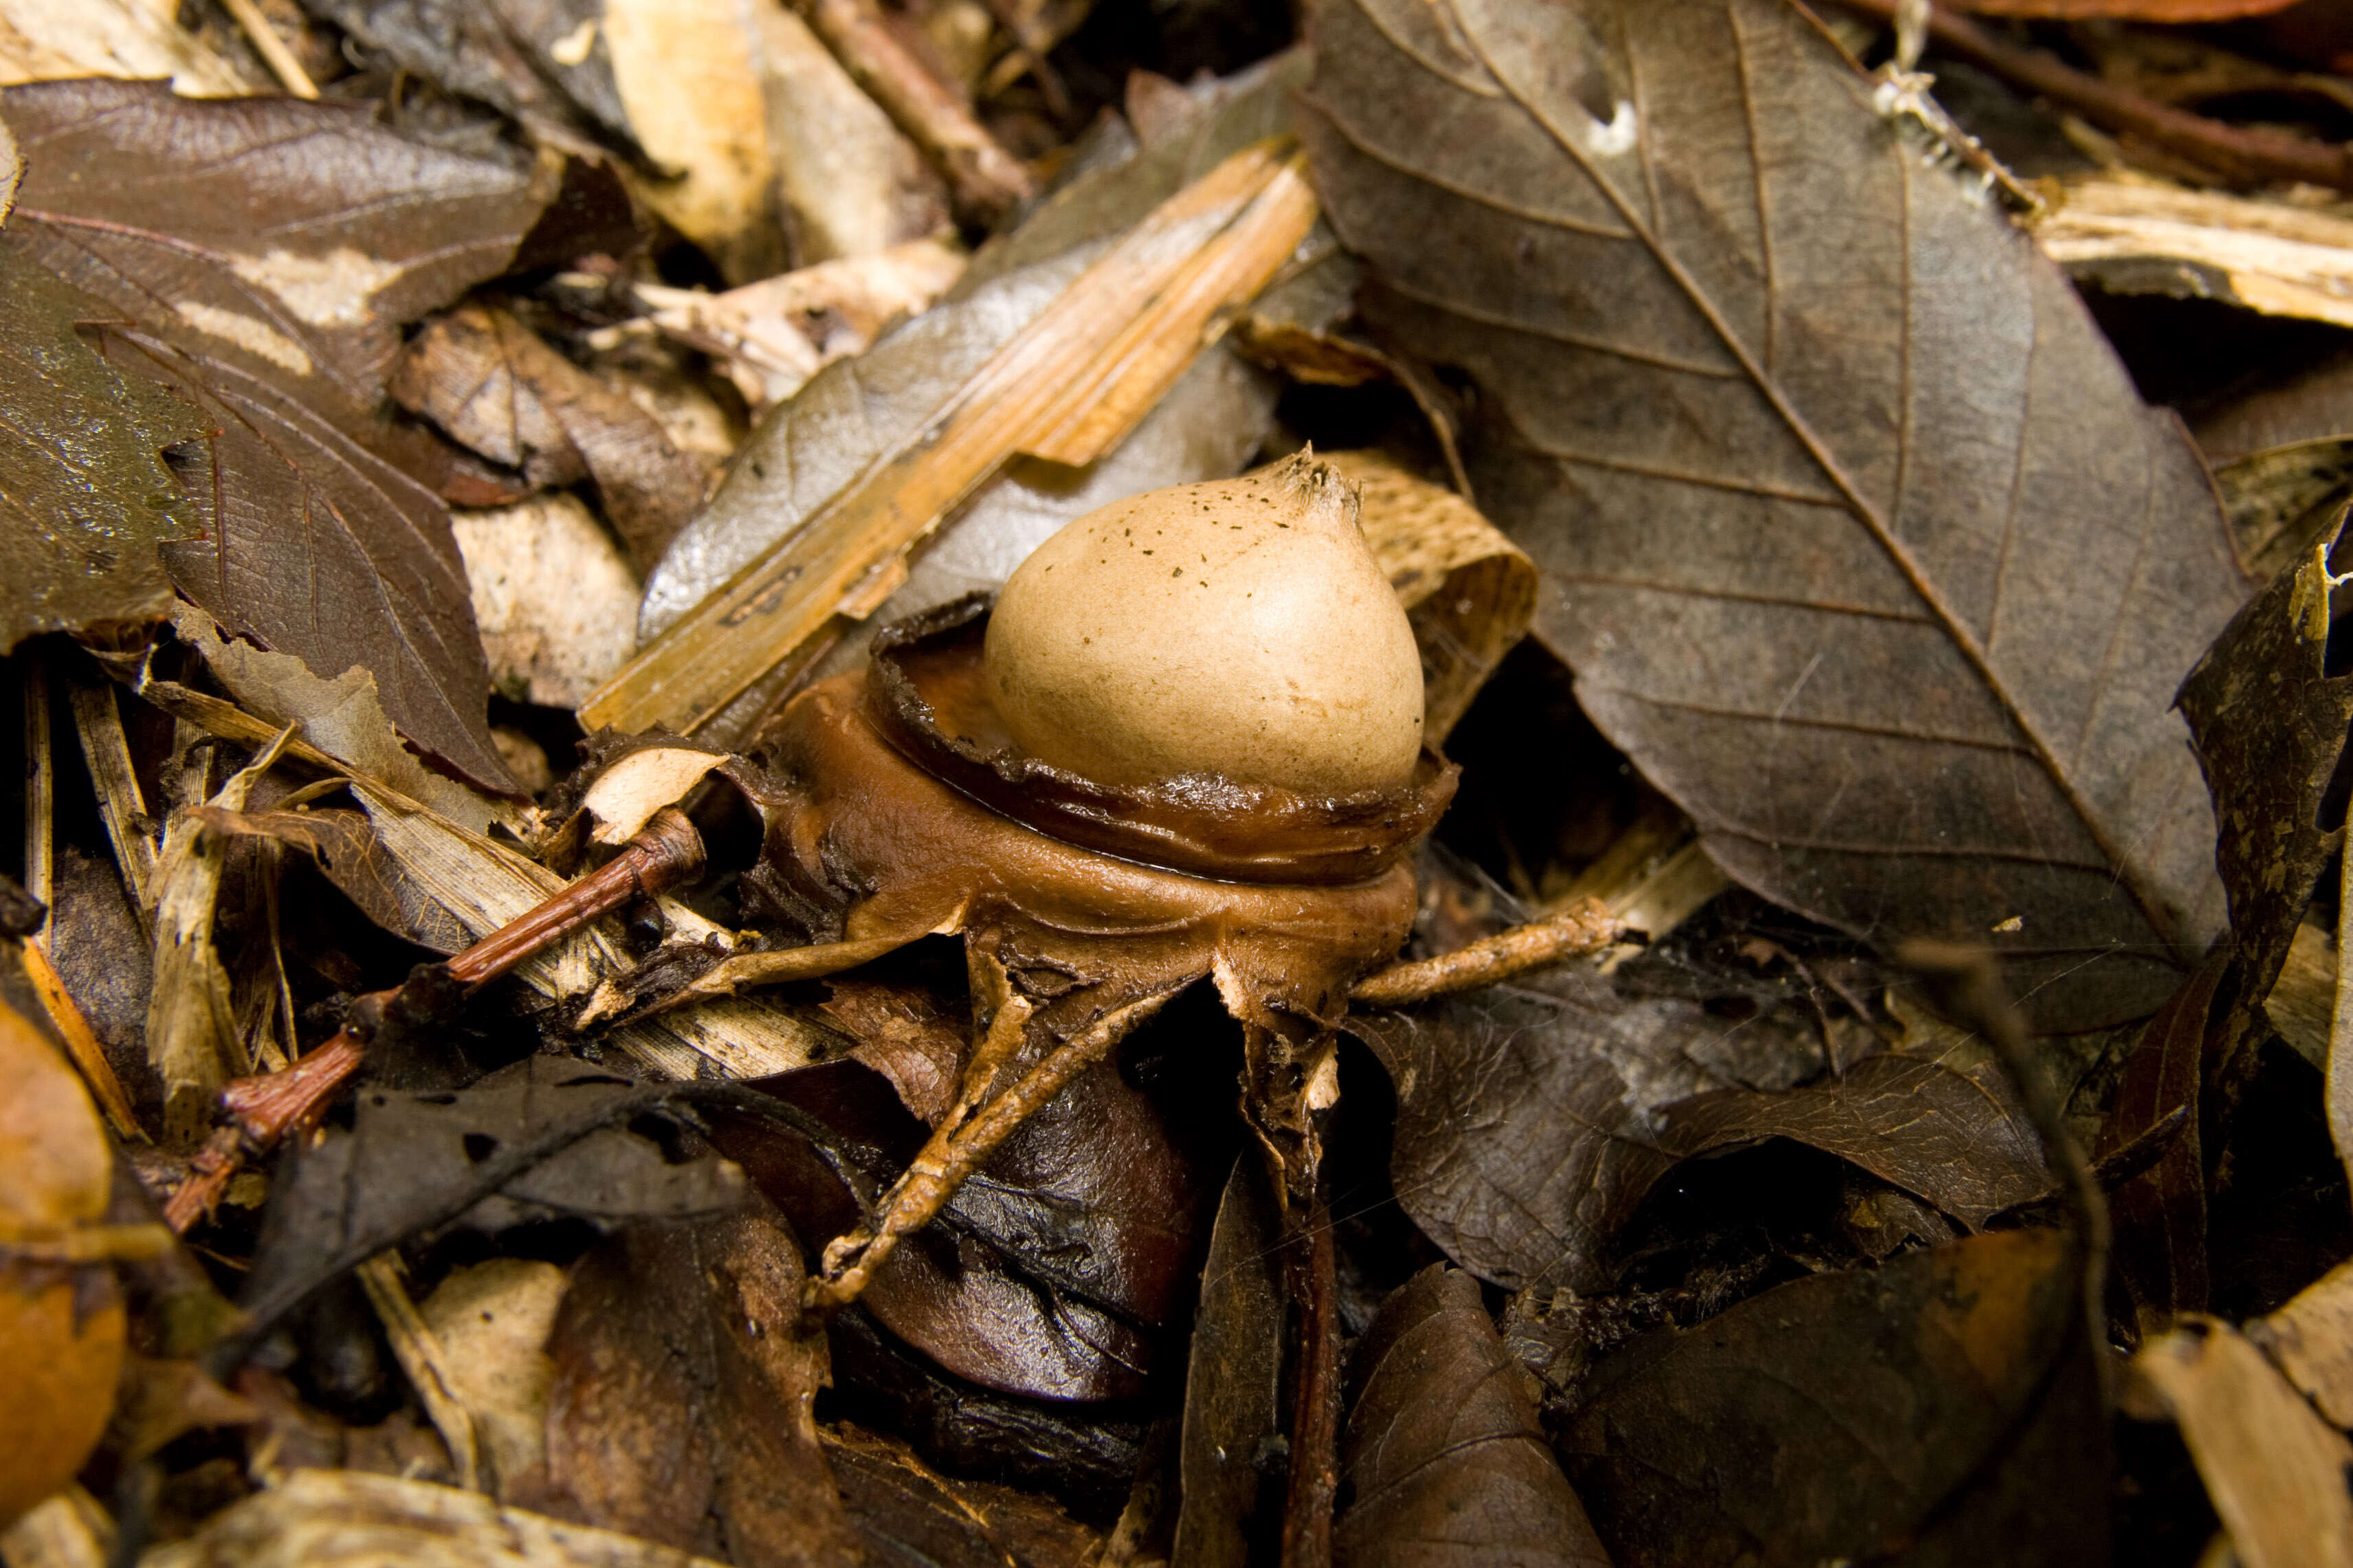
[{"left": 10, "top": 0, "right": 2353, "bottom": 1563}]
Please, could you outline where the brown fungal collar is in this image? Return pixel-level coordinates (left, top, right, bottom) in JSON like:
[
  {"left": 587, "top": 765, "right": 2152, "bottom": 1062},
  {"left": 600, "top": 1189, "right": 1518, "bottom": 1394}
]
[{"left": 861, "top": 595, "right": 1457, "bottom": 885}]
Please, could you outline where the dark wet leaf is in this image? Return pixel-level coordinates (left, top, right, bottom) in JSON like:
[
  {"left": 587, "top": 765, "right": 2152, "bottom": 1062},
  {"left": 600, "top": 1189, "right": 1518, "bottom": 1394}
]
[
  {"left": 1350, "top": 959, "right": 2048, "bottom": 1294},
  {"left": 293, "top": 0, "right": 632, "bottom": 150},
  {"left": 1303, "top": 0, "right": 2248, "bottom": 1030},
  {"left": 1554, "top": 1229, "right": 2108, "bottom": 1567},
  {"left": 241, "top": 1057, "right": 748, "bottom": 1319},
  {"left": 822, "top": 1420, "right": 1103, "bottom": 1568},
  {"left": 729, "top": 1037, "right": 1230, "bottom": 1403},
  {"left": 821, "top": 1303, "right": 1151, "bottom": 1518},
  {"left": 533, "top": 1204, "right": 865, "bottom": 1568},
  {"left": 1173, "top": 1156, "right": 1284, "bottom": 1568},
  {"left": 0, "top": 245, "right": 206, "bottom": 651},
  {"left": 2101, "top": 958, "right": 2225, "bottom": 1323},
  {"left": 2180, "top": 514, "right": 2353, "bottom": 1018},
  {"left": 1334, "top": 1264, "right": 1609, "bottom": 1568},
  {"left": 0, "top": 79, "right": 609, "bottom": 791},
  {"left": 390, "top": 304, "right": 709, "bottom": 570}
]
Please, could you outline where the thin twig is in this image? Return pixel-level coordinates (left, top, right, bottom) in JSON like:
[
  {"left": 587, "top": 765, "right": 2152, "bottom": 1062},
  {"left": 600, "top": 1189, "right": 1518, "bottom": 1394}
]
[
  {"left": 806, "top": 989, "right": 1178, "bottom": 1316},
  {"left": 1349, "top": 899, "right": 1621, "bottom": 1007},
  {"left": 795, "top": 0, "right": 1037, "bottom": 225},
  {"left": 1838, "top": 0, "right": 2353, "bottom": 192},
  {"left": 1898, "top": 940, "right": 2111, "bottom": 1398}
]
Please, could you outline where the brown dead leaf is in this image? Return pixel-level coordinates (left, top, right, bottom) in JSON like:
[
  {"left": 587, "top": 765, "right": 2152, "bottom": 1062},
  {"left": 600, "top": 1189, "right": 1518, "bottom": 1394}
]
[
  {"left": 1334, "top": 1265, "right": 1609, "bottom": 1568},
  {"left": 2099, "top": 958, "right": 2227, "bottom": 1325},
  {"left": 2181, "top": 519, "right": 2353, "bottom": 1015},
  {"left": 538, "top": 1205, "right": 865, "bottom": 1568},
  {"left": 1555, "top": 1229, "right": 2106, "bottom": 1566},
  {"left": 0, "top": 80, "right": 619, "bottom": 792},
  {"left": 2132, "top": 1318, "right": 2353, "bottom": 1568},
  {"left": 819, "top": 978, "right": 964, "bottom": 1125},
  {"left": 821, "top": 1421, "right": 1102, "bottom": 1567},
  {"left": 293, "top": 0, "right": 632, "bottom": 151},
  {"left": 2250, "top": 1258, "right": 2353, "bottom": 1430},
  {"left": 1305, "top": 0, "right": 2247, "bottom": 1030},
  {"left": 0, "top": 995, "right": 127, "bottom": 1526},
  {"left": 393, "top": 305, "right": 709, "bottom": 572},
  {"left": 1350, "top": 956, "right": 2048, "bottom": 1293},
  {"left": 1174, "top": 1157, "right": 1283, "bottom": 1568},
  {"left": 0, "top": 245, "right": 208, "bottom": 652},
  {"left": 637, "top": 236, "right": 966, "bottom": 408},
  {"left": 454, "top": 494, "right": 644, "bottom": 711}
]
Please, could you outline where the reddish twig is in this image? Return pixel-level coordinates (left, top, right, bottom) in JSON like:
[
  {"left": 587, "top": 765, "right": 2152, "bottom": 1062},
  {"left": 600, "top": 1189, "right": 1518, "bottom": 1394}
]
[
  {"left": 162, "top": 810, "right": 706, "bottom": 1232},
  {"left": 1840, "top": 0, "right": 2353, "bottom": 191}
]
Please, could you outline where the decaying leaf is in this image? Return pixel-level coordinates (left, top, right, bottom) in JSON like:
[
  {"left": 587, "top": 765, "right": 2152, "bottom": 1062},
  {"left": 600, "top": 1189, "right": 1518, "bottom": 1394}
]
[
  {"left": 1334, "top": 1265, "right": 1609, "bottom": 1568},
  {"left": 2181, "top": 520, "right": 2353, "bottom": 1013},
  {"left": 171, "top": 602, "right": 514, "bottom": 836},
  {"left": 0, "top": 995, "right": 127, "bottom": 1527},
  {"left": 292, "top": 0, "right": 632, "bottom": 153},
  {"left": 188, "top": 802, "right": 472, "bottom": 958},
  {"left": 1304, "top": 0, "right": 2246, "bottom": 1029},
  {"left": 1350, "top": 952, "right": 2048, "bottom": 1294},
  {"left": 1554, "top": 1229, "right": 2106, "bottom": 1566},
  {"left": 2101, "top": 959, "right": 2227, "bottom": 1327},
  {"left": 393, "top": 305, "right": 709, "bottom": 571},
  {"left": 2132, "top": 1318, "right": 2353, "bottom": 1568},
  {"left": 1174, "top": 1157, "right": 1283, "bottom": 1568},
  {"left": 821, "top": 1421, "right": 1103, "bottom": 1567},
  {"left": 0, "top": 79, "right": 610, "bottom": 792},
  {"left": 241, "top": 1057, "right": 751, "bottom": 1319},
  {"left": 0, "top": 246, "right": 208, "bottom": 652},
  {"left": 417, "top": 1257, "right": 568, "bottom": 1500},
  {"left": 758, "top": 1, "right": 947, "bottom": 265},
  {"left": 145, "top": 731, "right": 290, "bottom": 1136},
  {"left": 637, "top": 236, "right": 967, "bottom": 408},
  {"left": 538, "top": 1205, "right": 863, "bottom": 1567},
  {"left": 141, "top": 1468, "right": 733, "bottom": 1568}
]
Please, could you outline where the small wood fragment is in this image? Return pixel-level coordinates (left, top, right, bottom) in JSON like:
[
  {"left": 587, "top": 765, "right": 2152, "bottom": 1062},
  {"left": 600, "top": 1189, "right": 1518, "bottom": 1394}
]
[
  {"left": 581, "top": 142, "right": 1318, "bottom": 738},
  {"left": 794, "top": 0, "right": 1035, "bottom": 226},
  {"left": 66, "top": 676, "right": 158, "bottom": 922}
]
